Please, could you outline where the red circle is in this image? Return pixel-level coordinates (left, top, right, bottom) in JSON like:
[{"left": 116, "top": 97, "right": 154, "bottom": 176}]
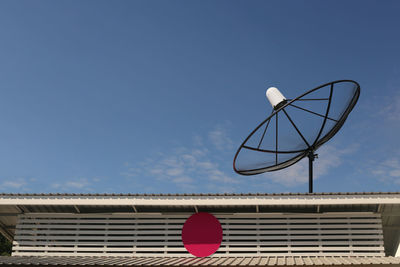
[{"left": 182, "top": 212, "right": 223, "bottom": 257}]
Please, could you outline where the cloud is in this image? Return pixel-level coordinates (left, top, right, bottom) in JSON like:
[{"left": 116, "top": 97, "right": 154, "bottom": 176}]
[
  {"left": 51, "top": 177, "right": 95, "bottom": 191},
  {"left": 379, "top": 93, "right": 400, "bottom": 122},
  {"left": 65, "top": 180, "right": 89, "bottom": 189},
  {"left": 122, "top": 123, "right": 240, "bottom": 192},
  {"left": 166, "top": 167, "right": 184, "bottom": 176},
  {"left": 262, "top": 144, "right": 358, "bottom": 187},
  {"left": 1, "top": 178, "right": 27, "bottom": 189},
  {"left": 122, "top": 122, "right": 359, "bottom": 192},
  {"left": 144, "top": 147, "right": 238, "bottom": 189},
  {"left": 371, "top": 158, "right": 400, "bottom": 185},
  {"left": 208, "top": 124, "right": 234, "bottom": 151},
  {"left": 172, "top": 176, "right": 193, "bottom": 183}
]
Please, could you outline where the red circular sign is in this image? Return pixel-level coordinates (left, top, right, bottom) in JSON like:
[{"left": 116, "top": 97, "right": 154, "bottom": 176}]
[{"left": 181, "top": 212, "right": 223, "bottom": 257}]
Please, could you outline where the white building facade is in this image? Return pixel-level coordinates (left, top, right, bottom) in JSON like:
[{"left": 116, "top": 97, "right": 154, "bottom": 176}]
[{"left": 0, "top": 192, "right": 399, "bottom": 266}]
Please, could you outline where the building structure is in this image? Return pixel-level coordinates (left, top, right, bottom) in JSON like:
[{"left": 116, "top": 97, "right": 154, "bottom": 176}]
[{"left": 0, "top": 192, "right": 399, "bottom": 266}]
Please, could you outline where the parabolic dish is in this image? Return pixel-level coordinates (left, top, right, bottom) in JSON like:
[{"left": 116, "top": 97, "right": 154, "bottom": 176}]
[{"left": 233, "top": 80, "right": 360, "bottom": 175}]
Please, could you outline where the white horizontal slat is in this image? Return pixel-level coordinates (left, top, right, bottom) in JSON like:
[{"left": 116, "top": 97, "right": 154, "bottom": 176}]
[
  {"left": 17, "top": 227, "right": 382, "bottom": 234},
  {"left": 14, "top": 241, "right": 182, "bottom": 246},
  {"left": 15, "top": 236, "right": 380, "bottom": 243},
  {"left": 221, "top": 218, "right": 381, "bottom": 224},
  {"left": 15, "top": 228, "right": 383, "bottom": 238},
  {"left": 13, "top": 246, "right": 188, "bottom": 252},
  {"left": 19, "top": 214, "right": 381, "bottom": 220},
  {"left": 16, "top": 224, "right": 183, "bottom": 229},
  {"left": 13, "top": 245, "right": 384, "bottom": 253},
  {"left": 15, "top": 229, "right": 183, "bottom": 235},
  {"left": 13, "top": 247, "right": 384, "bottom": 254},
  {"left": 19, "top": 212, "right": 380, "bottom": 219},
  {"left": 13, "top": 240, "right": 384, "bottom": 247},
  {"left": 224, "top": 229, "right": 383, "bottom": 234},
  {"left": 14, "top": 236, "right": 181, "bottom": 240},
  {"left": 18, "top": 218, "right": 187, "bottom": 224},
  {"left": 18, "top": 218, "right": 382, "bottom": 224},
  {"left": 14, "top": 234, "right": 384, "bottom": 242},
  {"left": 12, "top": 252, "right": 384, "bottom": 257},
  {"left": 15, "top": 231, "right": 382, "bottom": 240},
  {"left": 227, "top": 224, "right": 381, "bottom": 229},
  {"left": 13, "top": 212, "right": 384, "bottom": 257}
]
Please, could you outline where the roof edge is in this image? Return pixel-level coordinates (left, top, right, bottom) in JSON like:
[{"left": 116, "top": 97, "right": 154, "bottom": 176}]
[{"left": 1, "top": 192, "right": 399, "bottom": 197}]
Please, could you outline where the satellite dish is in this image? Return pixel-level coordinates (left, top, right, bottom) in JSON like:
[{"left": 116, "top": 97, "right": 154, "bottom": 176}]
[{"left": 233, "top": 80, "right": 360, "bottom": 193}]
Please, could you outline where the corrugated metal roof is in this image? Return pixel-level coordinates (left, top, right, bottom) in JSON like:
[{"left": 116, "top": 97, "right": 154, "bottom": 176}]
[
  {"left": 0, "top": 256, "right": 399, "bottom": 266},
  {"left": 0, "top": 192, "right": 400, "bottom": 197}
]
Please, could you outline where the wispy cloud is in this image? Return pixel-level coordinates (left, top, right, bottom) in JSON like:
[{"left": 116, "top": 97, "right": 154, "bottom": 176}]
[
  {"left": 371, "top": 158, "right": 400, "bottom": 185},
  {"left": 208, "top": 124, "right": 234, "bottom": 151},
  {"left": 122, "top": 123, "right": 359, "bottom": 192},
  {"left": 122, "top": 124, "right": 240, "bottom": 192},
  {"left": 51, "top": 177, "right": 97, "bottom": 191},
  {"left": 1, "top": 178, "right": 27, "bottom": 189},
  {"left": 378, "top": 92, "right": 400, "bottom": 122},
  {"left": 262, "top": 144, "right": 358, "bottom": 187}
]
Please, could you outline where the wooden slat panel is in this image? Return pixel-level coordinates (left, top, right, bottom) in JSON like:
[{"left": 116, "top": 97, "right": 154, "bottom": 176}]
[
  {"left": 13, "top": 212, "right": 384, "bottom": 257},
  {"left": 18, "top": 214, "right": 380, "bottom": 219},
  {"left": 12, "top": 252, "right": 387, "bottom": 257},
  {"left": 15, "top": 228, "right": 384, "bottom": 235},
  {"left": 13, "top": 245, "right": 385, "bottom": 253},
  {"left": 13, "top": 240, "right": 384, "bottom": 247},
  {"left": 17, "top": 218, "right": 382, "bottom": 224},
  {"left": 13, "top": 234, "right": 384, "bottom": 242},
  {"left": 15, "top": 229, "right": 183, "bottom": 235},
  {"left": 16, "top": 224, "right": 184, "bottom": 229},
  {"left": 18, "top": 219, "right": 187, "bottom": 224},
  {"left": 14, "top": 230, "right": 384, "bottom": 239}
]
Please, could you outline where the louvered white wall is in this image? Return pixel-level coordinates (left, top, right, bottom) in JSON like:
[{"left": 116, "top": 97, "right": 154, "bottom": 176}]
[{"left": 13, "top": 212, "right": 384, "bottom": 257}]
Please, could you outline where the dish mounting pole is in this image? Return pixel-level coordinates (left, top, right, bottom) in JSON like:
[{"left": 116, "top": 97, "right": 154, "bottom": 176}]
[{"left": 307, "top": 151, "right": 317, "bottom": 193}]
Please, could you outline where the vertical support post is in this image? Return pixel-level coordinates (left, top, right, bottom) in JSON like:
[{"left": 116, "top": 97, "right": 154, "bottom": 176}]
[
  {"left": 275, "top": 112, "right": 278, "bottom": 165},
  {"left": 307, "top": 151, "right": 316, "bottom": 193}
]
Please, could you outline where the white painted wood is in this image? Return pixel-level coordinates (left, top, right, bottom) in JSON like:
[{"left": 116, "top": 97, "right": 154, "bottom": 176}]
[
  {"left": 13, "top": 240, "right": 384, "bottom": 247},
  {"left": 16, "top": 218, "right": 382, "bottom": 224},
  {"left": 15, "top": 224, "right": 382, "bottom": 230},
  {"left": 12, "top": 252, "right": 389, "bottom": 257},
  {"left": 12, "top": 212, "right": 384, "bottom": 257},
  {"left": 14, "top": 244, "right": 384, "bottom": 251},
  {"left": 1, "top": 193, "right": 400, "bottom": 206},
  {"left": 14, "top": 229, "right": 384, "bottom": 237},
  {"left": 14, "top": 212, "right": 380, "bottom": 218}
]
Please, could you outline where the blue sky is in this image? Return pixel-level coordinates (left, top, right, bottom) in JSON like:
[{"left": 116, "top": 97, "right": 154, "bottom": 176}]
[{"left": 0, "top": 0, "right": 399, "bottom": 193}]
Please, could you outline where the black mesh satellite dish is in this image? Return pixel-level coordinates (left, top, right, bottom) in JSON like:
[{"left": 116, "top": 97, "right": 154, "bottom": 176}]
[{"left": 233, "top": 80, "right": 360, "bottom": 193}]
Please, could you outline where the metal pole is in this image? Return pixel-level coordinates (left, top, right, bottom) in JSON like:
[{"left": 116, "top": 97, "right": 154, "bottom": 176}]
[{"left": 308, "top": 151, "right": 315, "bottom": 193}]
